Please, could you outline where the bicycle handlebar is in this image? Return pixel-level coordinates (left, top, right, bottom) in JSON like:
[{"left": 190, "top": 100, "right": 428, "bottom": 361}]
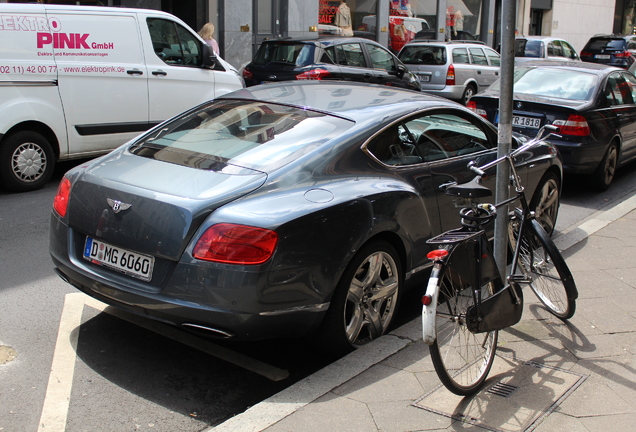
[{"left": 469, "top": 124, "right": 562, "bottom": 176}]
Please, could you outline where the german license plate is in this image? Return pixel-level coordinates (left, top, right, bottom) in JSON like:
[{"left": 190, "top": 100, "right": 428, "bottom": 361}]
[
  {"left": 595, "top": 54, "right": 610, "bottom": 59},
  {"left": 418, "top": 74, "right": 431, "bottom": 82},
  {"left": 84, "top": 237, "right": 154, "bottom": 281},
  {"left": 512, "top": 115, "right": 541, "bottom": 128}
]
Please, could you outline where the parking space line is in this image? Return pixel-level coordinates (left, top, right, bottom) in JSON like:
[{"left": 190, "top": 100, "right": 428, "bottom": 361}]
[
  {"left": 37, "top": 293, "right": 85, "bottom": 432},
  {"left": 83, "top": 296, "right": 290, "bottom": 381},
  {"left": 38, "top": 293, "right": 289, "bottom": 432}
]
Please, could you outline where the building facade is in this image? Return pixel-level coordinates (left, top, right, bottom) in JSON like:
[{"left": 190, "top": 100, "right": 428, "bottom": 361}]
[{"left": 3, "top": 0, "right": 635, "bottom": 69}]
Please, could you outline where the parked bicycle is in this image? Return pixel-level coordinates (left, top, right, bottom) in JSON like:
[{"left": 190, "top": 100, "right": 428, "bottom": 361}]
[{"left": 421, "top": 125, "right": 578, "bottom": 396}]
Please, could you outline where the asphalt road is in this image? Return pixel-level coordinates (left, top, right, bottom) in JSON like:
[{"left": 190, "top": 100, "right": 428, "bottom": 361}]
[{"left": 2, "top": 158, "right": 636, "bottom": 432}]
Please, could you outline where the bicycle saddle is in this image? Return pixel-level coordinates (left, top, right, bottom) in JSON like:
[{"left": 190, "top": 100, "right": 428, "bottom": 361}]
[{"left": 445, "top": 176, "right": 492, "bottom": 198}]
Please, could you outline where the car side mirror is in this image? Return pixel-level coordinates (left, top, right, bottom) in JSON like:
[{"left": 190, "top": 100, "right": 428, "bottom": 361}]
[
  {"left": 201, "top": 43, "right": 217, "bottom": 68},
  {"left": 392, "top": 64, "right": 406, "bottom": 78}
]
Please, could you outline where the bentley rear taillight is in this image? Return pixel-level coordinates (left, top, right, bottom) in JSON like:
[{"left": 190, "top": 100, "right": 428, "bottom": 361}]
[
  {"left": 193, "top": 223, "right": 278, "bottom": 265},
  {"left": 53, "top": 177, "right": 71, "bottom": 217}
]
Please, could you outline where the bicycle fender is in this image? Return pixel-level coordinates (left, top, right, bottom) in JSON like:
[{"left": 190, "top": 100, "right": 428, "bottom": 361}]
[{"left": 422, "top": 263, "right": 442, "bottom": 345}]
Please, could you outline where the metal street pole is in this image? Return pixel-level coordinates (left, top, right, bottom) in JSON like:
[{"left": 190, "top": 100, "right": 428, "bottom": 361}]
[{"left": 493, "top": 0, "right": 517, "bottom": 279}]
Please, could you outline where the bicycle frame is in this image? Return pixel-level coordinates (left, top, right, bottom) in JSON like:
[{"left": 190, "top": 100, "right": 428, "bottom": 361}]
[{"left": 422, "top": 126, "right": 559, "bottom": 344}]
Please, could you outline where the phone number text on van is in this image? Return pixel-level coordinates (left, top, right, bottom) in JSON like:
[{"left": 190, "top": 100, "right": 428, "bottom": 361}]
[{"left": 0, "top": 65, "right": 57, "bottom": 74}]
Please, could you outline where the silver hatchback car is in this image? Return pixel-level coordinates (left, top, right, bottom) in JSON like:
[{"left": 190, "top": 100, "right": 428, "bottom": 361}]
[
  {"left": 515, "top": 36, "right": 580, "bottom": 64},
  {"left": 398, "top": 41, "right": 500, "bottom": 105}
]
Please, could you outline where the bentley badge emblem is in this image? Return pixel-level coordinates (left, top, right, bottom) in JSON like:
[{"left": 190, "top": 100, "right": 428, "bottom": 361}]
[{"left": 107, "top": 198, "right": 132, "bottom": 214}]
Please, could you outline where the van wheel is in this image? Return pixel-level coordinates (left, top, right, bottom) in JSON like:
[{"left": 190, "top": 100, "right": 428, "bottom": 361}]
[{"left": 0, "top": 131, "right": 55, "bottom": 192}]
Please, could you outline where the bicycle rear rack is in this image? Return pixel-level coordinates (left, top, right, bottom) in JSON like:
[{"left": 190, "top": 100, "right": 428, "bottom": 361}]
[{"left": 427, "top": 228, "right": 484, "bottom": 245}]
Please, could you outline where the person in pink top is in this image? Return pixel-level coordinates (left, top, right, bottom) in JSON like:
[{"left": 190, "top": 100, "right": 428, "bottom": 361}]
[{"left": 198, "top": 23, "right": 220, "bottom": 56}]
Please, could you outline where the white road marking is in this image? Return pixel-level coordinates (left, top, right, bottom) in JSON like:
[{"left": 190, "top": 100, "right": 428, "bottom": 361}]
[
  {"left": 37, "top": 293, "right": 85, "bottom": 432},
  {"left": 37, "top": 293, "right": 289, "bottom": 431}
]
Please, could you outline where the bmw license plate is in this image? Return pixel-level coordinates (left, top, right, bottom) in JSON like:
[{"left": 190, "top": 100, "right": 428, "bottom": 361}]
[
  {"left": 84, "top": 237, "right": 154, "bottom": 281},
  {"left": 595, "top": 54, "right": 611, "bottom": 59},
  {"left": 512, "top": 115, "right": 541, "bottom": 128}
]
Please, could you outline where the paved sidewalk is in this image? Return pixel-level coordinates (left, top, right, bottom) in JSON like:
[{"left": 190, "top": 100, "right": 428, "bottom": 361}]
[{"left": 208, "top": 194, "right": 636, "bottom": 432}]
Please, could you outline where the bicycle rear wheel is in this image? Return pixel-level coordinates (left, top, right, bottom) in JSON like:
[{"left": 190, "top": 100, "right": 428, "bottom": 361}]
[
  {"left": 429, "top": 263, "right": 498, "bottom": 396},
  {"left": 510, "top": 217, "right": 577, "bottom": 320}
]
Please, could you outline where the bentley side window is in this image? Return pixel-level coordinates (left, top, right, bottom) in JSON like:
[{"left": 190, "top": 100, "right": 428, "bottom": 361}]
[
  {"left": 404, "top": 113, "right": 490, "bottom": 161},
  {"left": 365, "top": 124, "right": 423, "bottom": 166}
]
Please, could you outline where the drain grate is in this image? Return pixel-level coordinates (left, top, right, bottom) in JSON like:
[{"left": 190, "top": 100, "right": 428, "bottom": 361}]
[
  {"left": 413, "top": 353, "right": 588, "bottom": 432},
  {"left": 487, "top": 382, "right": 519, "bottom": 398}
]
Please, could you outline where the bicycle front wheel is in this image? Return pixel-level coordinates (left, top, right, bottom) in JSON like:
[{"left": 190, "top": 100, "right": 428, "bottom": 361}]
[
  {"left": 429, "top": 263, "right": 498, "bottom": 396},
  {"left": 511, "top": 218, "right": 577, "bottom": 320}
]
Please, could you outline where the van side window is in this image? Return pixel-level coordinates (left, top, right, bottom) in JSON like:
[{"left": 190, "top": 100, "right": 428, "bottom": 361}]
[{"left": 147, "top": 18, "right": 202, "bottom": 67}]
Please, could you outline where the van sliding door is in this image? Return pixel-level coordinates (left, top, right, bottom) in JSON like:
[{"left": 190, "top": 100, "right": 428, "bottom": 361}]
[{"left": 48, "top": 10, "right": 149, "bottom": 154}]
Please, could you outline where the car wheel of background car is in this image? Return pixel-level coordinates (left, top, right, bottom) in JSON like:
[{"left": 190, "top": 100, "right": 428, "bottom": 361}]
[
  {"left": 318, "top": 240, "right": 402, "bottom": 356},
  {"left": 591, "top": 141, "right": 618, "bottom": 192},
  {"left": 0, "top": 131, "right": 55, "bottom": 192},
  {"left": 530, "top": 172, "right": 560, "bottom": 236},
  {"left": 461, "top": 84, "right": 476, "bottom": 106}
]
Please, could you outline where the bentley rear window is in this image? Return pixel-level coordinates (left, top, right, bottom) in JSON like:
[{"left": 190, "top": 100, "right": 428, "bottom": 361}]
[{"left": 130, "top": 100, "right": 353, "bottom": 173}]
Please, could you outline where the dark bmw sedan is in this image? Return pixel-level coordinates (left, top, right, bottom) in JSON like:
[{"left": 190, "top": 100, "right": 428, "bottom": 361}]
[
  {"left": 469, "top": 60, "right": 636, "bottom": 191},
  {"left": 242, "top": 37, "right": 421, "bottom": 91},
  {"left": 50, "top": 82, "right": 562, "bottom": 354}
]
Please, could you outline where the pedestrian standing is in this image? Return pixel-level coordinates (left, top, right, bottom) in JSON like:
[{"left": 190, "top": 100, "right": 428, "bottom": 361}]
[{"left": 198, "top": 23, "right": 220, "bottom": 56}]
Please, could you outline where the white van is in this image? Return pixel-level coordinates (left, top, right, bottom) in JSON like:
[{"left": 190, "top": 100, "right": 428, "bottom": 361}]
[{"left": 0, "top": 4, "right": 243, "bottom": 192}]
